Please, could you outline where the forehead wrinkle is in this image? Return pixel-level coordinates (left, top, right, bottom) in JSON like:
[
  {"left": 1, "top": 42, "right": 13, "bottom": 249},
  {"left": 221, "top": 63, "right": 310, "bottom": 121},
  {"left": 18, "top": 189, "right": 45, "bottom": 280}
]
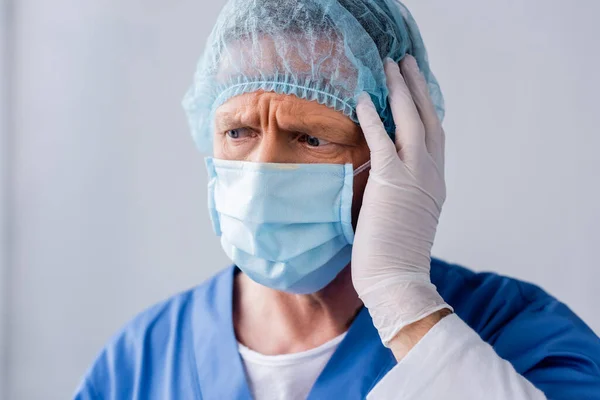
[
  {"left": 256, "top": 93, "right": 281, "bottom": 135},
  {"left": 215, "top": 96, "right": 262, "bottom": 130},
  {"left": 216, "top": 91, "right": 360, "bottom": 144}
]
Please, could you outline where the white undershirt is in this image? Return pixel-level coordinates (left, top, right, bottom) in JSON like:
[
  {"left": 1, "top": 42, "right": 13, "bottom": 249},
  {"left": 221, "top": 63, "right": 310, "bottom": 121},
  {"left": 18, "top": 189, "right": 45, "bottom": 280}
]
[
  {"left": 238, "top": 332, "right": 347, "bottom": 400},
  {"left": 238, "top": 315, "right": 546, "bottom": 400}
]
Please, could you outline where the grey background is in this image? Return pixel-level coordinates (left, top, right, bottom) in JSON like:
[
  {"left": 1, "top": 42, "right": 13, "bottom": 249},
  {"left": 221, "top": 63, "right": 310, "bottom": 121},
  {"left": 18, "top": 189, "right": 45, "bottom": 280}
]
[{"left": 1, "top": 0, "right": 599, "bottom": 399}]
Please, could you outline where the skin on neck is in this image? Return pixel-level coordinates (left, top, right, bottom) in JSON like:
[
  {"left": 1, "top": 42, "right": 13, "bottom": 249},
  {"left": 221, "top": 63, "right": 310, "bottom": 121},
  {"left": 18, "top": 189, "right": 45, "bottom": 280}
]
[{"left": 214, "top": 91, "right": 371, "bottom": 355}]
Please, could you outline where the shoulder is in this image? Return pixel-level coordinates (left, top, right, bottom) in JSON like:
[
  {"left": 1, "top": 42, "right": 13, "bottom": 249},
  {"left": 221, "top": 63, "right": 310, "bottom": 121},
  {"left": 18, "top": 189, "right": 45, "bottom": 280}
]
[
  {"left": 430, "top": 257, "right": 547, "bottom": 331},
  {"left": 431, "top": 258, "right": 600, "bottom": 397},
  {"left": 430, "top": 257, "right": 593, "bottom": 338},
  {"left": 74, "top": 267, "right": 233, "bottom": 399}
]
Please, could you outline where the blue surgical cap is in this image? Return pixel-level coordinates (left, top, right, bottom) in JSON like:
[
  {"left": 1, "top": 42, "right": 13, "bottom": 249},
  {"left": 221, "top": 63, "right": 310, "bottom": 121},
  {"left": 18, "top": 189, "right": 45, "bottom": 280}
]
[{"left": 183, "top": 0, "right": 444, "bottom": 153}]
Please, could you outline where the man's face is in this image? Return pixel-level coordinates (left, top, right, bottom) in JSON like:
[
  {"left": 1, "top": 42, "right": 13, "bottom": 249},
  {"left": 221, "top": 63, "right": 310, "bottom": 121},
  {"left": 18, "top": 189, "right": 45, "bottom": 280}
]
[{"left": 213, "top": 91, "right": 371, "bottom": 229}]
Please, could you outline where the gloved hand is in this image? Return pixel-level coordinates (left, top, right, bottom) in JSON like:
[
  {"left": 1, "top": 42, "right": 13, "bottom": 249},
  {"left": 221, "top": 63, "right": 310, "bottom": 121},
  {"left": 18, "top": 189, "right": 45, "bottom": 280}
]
[{"left": 352, "top": 55, "right": 452, "bottom": 345}]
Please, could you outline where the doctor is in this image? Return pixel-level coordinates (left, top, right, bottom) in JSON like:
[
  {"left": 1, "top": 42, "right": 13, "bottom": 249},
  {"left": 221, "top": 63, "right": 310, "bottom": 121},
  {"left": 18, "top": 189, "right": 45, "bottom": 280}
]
[{"left": 75, "top": 0, "right": 600, "bottom": 399}]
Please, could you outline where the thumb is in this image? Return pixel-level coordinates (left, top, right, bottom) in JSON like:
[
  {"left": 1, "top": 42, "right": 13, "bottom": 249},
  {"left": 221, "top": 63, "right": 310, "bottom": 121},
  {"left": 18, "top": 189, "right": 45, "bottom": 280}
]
[{"left": 356, "top": 92, "right": 399, "bottom": 171}]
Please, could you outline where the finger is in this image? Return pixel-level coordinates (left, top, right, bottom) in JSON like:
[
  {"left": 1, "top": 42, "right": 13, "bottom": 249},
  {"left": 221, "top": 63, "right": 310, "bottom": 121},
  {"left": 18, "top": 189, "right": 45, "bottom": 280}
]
[
  {"left": 384, "top": 58, "right": 426, "bottom": 165},
  {"left": 400, "top": 55, "right": 444, "bottom": 170},
  {"left": 356, "top": 92, "right": 401, "bottom": 171}
]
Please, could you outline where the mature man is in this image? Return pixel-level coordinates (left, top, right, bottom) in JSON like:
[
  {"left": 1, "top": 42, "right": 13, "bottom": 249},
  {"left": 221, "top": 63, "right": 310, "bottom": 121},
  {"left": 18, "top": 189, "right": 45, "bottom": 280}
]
[{"left": 75, "top": 0, "right": 600, "bottom": 398}]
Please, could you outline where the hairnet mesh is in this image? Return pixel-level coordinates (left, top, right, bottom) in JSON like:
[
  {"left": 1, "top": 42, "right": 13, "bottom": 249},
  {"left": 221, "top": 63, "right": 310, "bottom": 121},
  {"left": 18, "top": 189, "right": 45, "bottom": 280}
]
[{"left": 183, "top": 0, "right": 444, "bottom": 153}]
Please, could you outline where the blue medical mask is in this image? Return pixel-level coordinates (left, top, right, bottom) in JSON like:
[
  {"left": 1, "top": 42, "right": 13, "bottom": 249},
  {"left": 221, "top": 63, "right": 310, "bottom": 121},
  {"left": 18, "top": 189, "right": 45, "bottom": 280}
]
[{"left": 205, "top": 157, "right": 371, "bottom": 294}]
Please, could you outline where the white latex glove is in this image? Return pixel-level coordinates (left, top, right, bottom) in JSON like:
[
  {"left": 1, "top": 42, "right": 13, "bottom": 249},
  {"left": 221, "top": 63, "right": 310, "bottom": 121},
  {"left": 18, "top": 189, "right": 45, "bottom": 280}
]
[{"left": 352, "top": 55, "right": 452, "bottom": 345}]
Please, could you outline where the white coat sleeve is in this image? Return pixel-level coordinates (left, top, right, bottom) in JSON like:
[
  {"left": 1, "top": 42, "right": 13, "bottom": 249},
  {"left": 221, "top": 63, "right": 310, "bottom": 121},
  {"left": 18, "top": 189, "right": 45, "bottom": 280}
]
[{"left": 366, "top": 313, "right": 547, "bottom": 400}]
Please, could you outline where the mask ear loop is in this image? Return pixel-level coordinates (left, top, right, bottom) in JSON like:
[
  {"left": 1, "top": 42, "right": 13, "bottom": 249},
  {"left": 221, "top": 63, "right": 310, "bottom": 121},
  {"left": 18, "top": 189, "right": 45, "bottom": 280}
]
[{"left": 353, "top": 160, "right": 371, "bottom": 176}]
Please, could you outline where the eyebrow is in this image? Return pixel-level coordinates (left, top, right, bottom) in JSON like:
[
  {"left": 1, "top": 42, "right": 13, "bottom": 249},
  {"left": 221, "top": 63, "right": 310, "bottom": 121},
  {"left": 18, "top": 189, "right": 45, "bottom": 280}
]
[
  {"left": 214, "top": 109, "right": 260, "bottom": 130},
  {"left": 214, "top": 108, "right": 360, "bottom": 144},
  {"left": 287, "top": 118, "right": 360, "bottom": 145}
]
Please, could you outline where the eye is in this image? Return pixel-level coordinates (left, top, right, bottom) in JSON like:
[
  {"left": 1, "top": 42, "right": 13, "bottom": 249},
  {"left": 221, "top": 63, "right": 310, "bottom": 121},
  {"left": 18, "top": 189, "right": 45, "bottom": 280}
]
[
  {"left": 225, "top": 128, "right": 252, "bottom": 140},
  {"left": 299, "top": 134, "right": 330, "bottom": 147}
]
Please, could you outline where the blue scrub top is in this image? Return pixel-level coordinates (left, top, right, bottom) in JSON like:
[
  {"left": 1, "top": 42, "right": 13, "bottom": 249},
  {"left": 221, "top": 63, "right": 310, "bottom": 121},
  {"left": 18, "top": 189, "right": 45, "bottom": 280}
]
[{"left": 74, "top": 258, "right": 600, "bottom": 399}]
